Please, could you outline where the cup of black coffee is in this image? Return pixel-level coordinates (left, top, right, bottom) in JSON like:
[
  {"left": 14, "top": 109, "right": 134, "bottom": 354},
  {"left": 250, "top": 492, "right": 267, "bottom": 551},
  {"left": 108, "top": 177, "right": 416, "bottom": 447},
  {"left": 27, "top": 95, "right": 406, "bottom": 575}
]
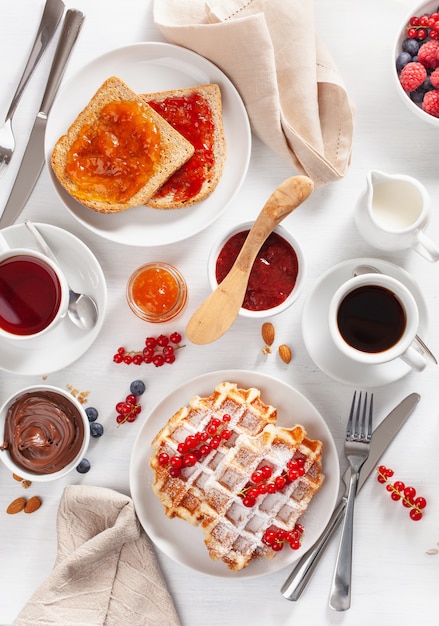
[
  {"left": 0, "top": 233, "right": 69, "bottom": 341},
  {"left": 328, "top": 273, "right": 427, "bottom": 371}
]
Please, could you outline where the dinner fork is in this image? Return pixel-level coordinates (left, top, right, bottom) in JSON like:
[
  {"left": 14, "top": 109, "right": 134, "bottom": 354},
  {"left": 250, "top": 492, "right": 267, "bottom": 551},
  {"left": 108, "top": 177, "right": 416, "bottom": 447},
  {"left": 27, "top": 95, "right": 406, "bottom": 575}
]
[
  {"left": 0, "top": 0, "right": 64, "bottom": 179},
  {"left": 329, "top": 391, "right": 373, "bottom": 611}
]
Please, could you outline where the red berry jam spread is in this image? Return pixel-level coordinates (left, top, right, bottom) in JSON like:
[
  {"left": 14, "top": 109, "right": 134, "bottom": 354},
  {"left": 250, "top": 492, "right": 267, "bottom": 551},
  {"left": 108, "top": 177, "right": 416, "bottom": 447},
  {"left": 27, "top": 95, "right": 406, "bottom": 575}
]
[
  {"left": 147, "top": 93, "right": 215, "bottom": 203},
  {"left": 215, "top": 230, "right": 299, "bottom": 311},
  {"left": 65, "top": 100, "right": 161, "bottom": 203},
  {"left": 1, "top": 391, "right": 85, "bottom": 474}
]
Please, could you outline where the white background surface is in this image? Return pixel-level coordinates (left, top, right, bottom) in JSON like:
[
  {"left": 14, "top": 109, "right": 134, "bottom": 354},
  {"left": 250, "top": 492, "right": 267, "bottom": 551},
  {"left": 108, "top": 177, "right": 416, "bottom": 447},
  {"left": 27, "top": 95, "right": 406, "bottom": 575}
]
[{"left": 1, "top": 1, "right": 439, "bottom": 624}]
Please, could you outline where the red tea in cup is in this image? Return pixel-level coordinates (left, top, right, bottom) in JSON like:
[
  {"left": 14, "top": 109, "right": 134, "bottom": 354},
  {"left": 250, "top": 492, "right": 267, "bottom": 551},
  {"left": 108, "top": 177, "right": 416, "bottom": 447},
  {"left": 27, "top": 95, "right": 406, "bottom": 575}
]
[{"left": 0, "top": 254, "right": 62, "bottom": 336}]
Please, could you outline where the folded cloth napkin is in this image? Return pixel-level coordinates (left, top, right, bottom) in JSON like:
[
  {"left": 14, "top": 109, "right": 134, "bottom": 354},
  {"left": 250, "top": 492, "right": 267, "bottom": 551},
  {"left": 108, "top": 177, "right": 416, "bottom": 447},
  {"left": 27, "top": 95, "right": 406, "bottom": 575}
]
[
  {"left": 153, "top": 0, "right": 355, "bottom": 186},
  {"left": 13, "top": 485, "right": 181, "bottom": 626}
]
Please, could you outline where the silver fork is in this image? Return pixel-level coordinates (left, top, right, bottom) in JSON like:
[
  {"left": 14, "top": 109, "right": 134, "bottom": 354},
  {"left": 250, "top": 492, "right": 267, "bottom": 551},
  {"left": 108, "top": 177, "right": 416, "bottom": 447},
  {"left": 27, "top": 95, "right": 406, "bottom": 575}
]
[
  {"left": 329, "top": 391, "right": 373, "bottom": 611},
  {"left": 0, "top": 0, "right": 64, "bottom": 179}
]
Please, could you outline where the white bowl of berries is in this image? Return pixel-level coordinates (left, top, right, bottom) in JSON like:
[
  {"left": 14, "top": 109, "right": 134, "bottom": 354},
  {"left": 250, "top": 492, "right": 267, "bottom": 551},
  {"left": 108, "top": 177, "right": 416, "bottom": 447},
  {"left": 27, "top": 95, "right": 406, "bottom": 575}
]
[{"left": 394, "top": 1, "right": 439, "bottom": 124}]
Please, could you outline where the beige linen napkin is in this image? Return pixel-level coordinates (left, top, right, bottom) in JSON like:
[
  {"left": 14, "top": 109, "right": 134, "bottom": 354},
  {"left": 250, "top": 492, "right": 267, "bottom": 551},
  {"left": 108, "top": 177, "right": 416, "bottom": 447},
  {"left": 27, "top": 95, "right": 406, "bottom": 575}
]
[
  {"left": 13, "top": 485, "right": 181, "bottom": 626},
  {"left": 153, "top": 0, "right": 355, "bottom": 186}
]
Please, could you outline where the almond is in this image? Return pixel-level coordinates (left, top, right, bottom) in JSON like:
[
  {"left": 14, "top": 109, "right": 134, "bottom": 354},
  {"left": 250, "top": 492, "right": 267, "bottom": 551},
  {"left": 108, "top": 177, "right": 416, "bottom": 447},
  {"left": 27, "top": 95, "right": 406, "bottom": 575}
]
[
  {"left": 21, "top": 480, "right": 32, "bottom": 489},
  {"left": 24, "top": 496, "right": 42, "bottom": 514},
  {"left": 6, "top": 497, "right": 26, "bottom": 514},
  {"left": 12, "top": 473, "right": 23, "bottom": 482},
  {"left": 278, "top": 344, "right": 292, "bottom": 364},
  {"left": 261, "top": 322, "right": 275, "bottom": 347}
]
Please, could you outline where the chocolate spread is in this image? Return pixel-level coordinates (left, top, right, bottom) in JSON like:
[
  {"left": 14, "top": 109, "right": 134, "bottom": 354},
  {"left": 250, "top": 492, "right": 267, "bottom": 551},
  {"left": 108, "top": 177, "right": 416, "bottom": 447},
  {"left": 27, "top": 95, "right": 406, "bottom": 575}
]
[{"left": 1, "top": 391, "right": 85, "bottom": 474}]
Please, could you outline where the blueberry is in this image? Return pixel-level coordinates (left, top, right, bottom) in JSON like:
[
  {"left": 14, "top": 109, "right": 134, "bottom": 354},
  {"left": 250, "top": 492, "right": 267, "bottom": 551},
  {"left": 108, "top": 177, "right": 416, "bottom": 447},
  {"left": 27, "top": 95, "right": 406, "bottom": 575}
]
[
  {"left": 411, "top": 90, "right": 425, "bottom": 105},
  {"left": 85, "top": 406, "right": 98, "bottom": 422},
  {"left": 90, "top": 422, "right": 104, "bottom": 438},
  {"left": 396, "top": 51, "right": 412, "bottom": 72},
  {"left": 76, "top": 458, "right": 91, "bottom": 474},
  {"left": 130, "top": 380, "right": 146, "bottom": 396},
  {"left": 402, "top": 38, "right": 419, "bottom": 57}
]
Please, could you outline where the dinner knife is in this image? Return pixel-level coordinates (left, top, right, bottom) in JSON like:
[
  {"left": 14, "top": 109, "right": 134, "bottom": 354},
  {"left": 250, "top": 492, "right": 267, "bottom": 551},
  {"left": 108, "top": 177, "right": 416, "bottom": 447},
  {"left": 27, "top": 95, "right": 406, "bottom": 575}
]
[
  {"left": 0, "top": 9, "right": 84, "bottom": 227},
  {"left": 281, "top": 392, "right": 421, "bottom": 601}
]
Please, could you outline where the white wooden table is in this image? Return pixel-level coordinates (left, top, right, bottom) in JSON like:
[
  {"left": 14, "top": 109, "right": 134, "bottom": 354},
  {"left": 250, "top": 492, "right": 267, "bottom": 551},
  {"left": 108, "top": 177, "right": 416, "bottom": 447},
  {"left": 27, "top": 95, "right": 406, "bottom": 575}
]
[{"left": 1, "top": 1, "right": 438, "bottom": 624}]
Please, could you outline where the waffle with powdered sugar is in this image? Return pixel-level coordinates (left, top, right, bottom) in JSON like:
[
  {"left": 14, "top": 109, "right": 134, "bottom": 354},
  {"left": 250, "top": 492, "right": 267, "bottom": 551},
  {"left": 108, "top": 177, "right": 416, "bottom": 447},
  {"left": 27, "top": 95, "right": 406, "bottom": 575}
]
[{"left": 150, "top": 381, "right": 324, "bottom": 570}]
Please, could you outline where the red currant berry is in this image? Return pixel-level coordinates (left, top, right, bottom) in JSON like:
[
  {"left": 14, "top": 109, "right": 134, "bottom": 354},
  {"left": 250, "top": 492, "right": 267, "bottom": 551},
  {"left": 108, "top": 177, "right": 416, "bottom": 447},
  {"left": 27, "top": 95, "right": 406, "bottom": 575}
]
[
  {"left": 126, "top": 394, "right": 137, "bottom": 405},
  {"left": 409, "top": 509, "right": 423, "bottom": 521},
  {"left": 199, "top": 444, "right": 210, "bottom": 457},
  {"left": 123, "top": 355, "right": 133, "bottom": 364},
  {"left": 170, "top": 332, "right": 182, "bottom": 344},
  {"left": 267, "top": 483, "right": 277, "bottom": 494},
  {"left": 407, "top": 27, "right": 418, "bottom": 38},
  {"left": 145, "top": 337, "right": 157, "bottom": 349},
  {"left": 127, "top": 414, "right": 137, "bottom": 422},
  {"left": 117, "top": 347, "right": 126, "bottom": 355},
  {"left": 288, "top": 469, "right": 299, "bottom": 481},
  {"left": 271, "top": 541, "right": 284, "bottom": 552},
  {"left": 152, "top": 354, "right": 165, "bottom": 367},
  {"left": 251, "top": 470, "right": 264, "bottom": 483},
  {"left": 430, "top": 29, "right": 439, "bottom": 39},
  {"left": 116, "top": 414, "right": 125, "bottom": 424},
  {"left": 113, "top": 354, "right": 123, "bottom": 363},
  {"left": 163, "top": 345, "right": 175, "bottom": 356},
  {"left": 394, "top": 480, "right": 405, "bottom": 492},
  {"left": 275, "top": 475, "right": 286, "bottom": 490},
  {"left": 261, "top": 466, "right": 273, "bottom": 479},
  {"left": 257, "top": 484, "right": 268, "bottom": 495},
  {"left": 403, "top": 486, "right": 416, "bottom": 499},
  {"left": 263, "top": 530, "right": 277, "bottom": 545},
  {"left": 183, "top": 453, "right": 197, "bottom": 467},
  {"left": 295, "top": 523, "right": 304, "bottom": 535},
  {"left": 164, "top": 354, "right": 176, "bottom": 364},
  {"left": 170, "top": 456, "right": 183, "bottom": 469},
  {"left": 169, "top": 467, "right": 181, "bottom": 478},
  {"left": 221, "top": 429, "right": 232, "bottom": 440},
  {"left": 132, "top": 354, "right": 143, "bottom": 365},
  {"left": 209, "top": 435, "right": 221, "bottom": 449},
  {"left": 391, "top": 491, "right": 401, "bottom": 501},
  {"left": 247, "top": 487, "right": 259, "bottom": 500},
  {"left": 409, "top": 16, "right": 420, "bottom": 26},
  {"left": 289, "top": 539, "right": 301, "bottom": 550},
  {"left": 116, "top": 402, "right": 132, "bottom": 415},
  {"left": 158, "top": 453, "right": 169, "bottom": 466},
  {"left": 417, "top": 28, "right": 428, "bottom": 39},
  {"left": 157, "top": 334, "right": 169, "bottom": 347},
  {"left": 222, "top": 413, "right": 231, "bottom": 423},
  {"left": 242, "top": 495, "right": 256, "bottom": 507},
  {"left": 414, "top": 496, "right": 427, "bottom": 509}
]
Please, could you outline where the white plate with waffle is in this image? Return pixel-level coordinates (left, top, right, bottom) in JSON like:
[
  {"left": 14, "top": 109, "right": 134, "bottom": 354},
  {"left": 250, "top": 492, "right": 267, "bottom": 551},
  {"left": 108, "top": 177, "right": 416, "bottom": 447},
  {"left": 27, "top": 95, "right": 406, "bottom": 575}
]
[
  {"left": 45, "top": 42, "right": 251, "bottom": 247},
  {"left": 130, "top": 370, "right": 339, "bottom": 578}
]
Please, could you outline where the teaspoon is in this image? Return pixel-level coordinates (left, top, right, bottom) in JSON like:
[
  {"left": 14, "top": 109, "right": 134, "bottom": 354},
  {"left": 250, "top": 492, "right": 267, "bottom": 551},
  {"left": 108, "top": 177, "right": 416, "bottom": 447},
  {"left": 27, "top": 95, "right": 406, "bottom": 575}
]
[
  {"left": 353, "top": 263, "right": 437, "bottom": 364},
  {"left": 25, "top": 220, "right": 99, "bottom": 331}
]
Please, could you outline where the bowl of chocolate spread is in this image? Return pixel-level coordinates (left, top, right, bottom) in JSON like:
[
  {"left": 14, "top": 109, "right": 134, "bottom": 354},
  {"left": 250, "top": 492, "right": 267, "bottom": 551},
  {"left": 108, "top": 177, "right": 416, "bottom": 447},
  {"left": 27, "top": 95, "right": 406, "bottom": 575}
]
[{"left": 0, "top": 385, "right": 90, "bottom": 481}]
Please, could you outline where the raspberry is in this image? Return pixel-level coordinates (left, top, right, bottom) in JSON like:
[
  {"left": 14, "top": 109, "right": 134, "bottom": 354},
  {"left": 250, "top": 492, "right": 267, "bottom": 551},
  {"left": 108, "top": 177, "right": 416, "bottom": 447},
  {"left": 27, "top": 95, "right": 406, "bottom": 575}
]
[
  {"left": 418, "top": 39, "right": 439, "bottom": 68},
  {"left": 431, "top": 68, "right": 439, "bottom": 88},
  {"left": 399, "top": 62, "right": 427, "bottom": 91},
  {"left": 423, "top": 90, "right": 439, "bottom": 116}
]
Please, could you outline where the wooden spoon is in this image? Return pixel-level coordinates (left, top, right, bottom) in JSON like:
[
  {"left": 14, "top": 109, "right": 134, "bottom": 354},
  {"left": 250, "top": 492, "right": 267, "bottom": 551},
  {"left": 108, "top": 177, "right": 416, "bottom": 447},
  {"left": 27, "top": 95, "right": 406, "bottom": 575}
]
[{"left": 186, "top": 175, "right": 314, "bottom": 344}]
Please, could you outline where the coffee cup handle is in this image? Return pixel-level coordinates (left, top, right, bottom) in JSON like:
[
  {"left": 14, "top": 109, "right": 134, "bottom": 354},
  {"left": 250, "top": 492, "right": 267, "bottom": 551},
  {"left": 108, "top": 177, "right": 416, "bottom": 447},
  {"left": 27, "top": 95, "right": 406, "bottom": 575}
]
[
  {"left": 400, "top": 344, "right": 428, "bottom": 371},
  {"left": 414, "top": 231, "right": 439, "bottom": 263}
]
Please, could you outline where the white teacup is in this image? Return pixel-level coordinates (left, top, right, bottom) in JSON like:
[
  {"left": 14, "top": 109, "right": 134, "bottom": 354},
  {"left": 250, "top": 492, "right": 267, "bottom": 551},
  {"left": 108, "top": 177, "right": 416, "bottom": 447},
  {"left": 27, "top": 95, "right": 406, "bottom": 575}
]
[
  {"left": 328, "top": 273, "right": 428, "bottom": 371},
  {"left": 0, "top": 232, "right": 69, "bottom": 341},
  {"left": 354, "top": 170, "right": 439, "bottom": 262}
]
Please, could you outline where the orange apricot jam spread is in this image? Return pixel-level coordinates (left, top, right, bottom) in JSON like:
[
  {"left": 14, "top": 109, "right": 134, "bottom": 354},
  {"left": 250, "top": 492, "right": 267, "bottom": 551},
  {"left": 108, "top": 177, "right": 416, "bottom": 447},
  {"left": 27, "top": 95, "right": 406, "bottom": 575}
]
[
  {"left": 65, "top": 100, "right": 161, "bottom": 203},
  {"left": 147, "top": 93, "right": 215, "bottom": 202},
  {"left": 127, "top": 263, "right": 187, "bottom": 323}
]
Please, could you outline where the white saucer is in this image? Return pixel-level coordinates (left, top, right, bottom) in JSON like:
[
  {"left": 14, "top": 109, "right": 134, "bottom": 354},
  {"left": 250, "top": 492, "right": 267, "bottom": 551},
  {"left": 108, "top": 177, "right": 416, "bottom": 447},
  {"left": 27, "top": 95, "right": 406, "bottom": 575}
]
[
  {"left": 0, "top": 223, "right": 107, "bottom": 375},
  {"left": 302, "top": 258, "right": 429, "bottom": 387}
]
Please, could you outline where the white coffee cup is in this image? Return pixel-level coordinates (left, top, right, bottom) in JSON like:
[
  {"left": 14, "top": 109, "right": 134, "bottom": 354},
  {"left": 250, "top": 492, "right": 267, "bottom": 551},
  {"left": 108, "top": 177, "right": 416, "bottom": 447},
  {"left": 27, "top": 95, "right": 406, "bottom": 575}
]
[
  {"left": 354, "top": 170, "right": 439, "bottom": 262},
  {"left": 0, "top": 232, "right": 69, "bottom": 341},
  {"left": 328, "top": 273, "right": 428, "bottom": 371}
]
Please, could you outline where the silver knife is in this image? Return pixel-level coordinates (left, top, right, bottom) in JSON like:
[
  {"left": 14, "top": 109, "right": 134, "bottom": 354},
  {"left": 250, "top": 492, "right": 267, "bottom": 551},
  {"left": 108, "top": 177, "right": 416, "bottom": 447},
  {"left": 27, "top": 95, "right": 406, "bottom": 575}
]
[
  {"left": 281, "top": 392, "right": 421, "bottom": 601},
  {"left": 0, "top": 9, "right": 84, "bottom": 227}
]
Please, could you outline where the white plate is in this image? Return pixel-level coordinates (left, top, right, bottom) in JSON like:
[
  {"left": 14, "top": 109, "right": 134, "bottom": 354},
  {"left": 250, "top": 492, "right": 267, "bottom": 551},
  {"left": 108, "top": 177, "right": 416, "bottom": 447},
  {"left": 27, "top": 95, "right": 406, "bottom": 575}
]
[
  {"left": 45, "top": 42, "right": 251, "bottom": 247},
  {"left": 129, "top": 370, "right": 339, "bottom": 578},
  {"left": 302, "top": 257, "right": 429, "bottom": 386},
  {"left": 0, "top": 223, "right": 107, "bottom": 375}
]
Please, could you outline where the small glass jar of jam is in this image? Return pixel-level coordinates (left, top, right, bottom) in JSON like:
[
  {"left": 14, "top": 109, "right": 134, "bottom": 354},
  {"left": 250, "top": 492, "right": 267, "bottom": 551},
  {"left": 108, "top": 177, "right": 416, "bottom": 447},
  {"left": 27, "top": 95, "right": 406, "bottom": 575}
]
[{"left": 126, "top": 262, "right": 187, "bottom": 323}]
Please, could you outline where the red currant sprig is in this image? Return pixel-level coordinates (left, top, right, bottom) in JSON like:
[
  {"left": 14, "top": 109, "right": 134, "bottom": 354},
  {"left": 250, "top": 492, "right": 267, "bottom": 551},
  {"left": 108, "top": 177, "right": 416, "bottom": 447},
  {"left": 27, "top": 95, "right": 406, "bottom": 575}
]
[
  {"left": 157, "top": 413, "right": 233, "bottom": 477},
  {"left": 113, "top": 332, "right": 185, "bottom": 367},
  {"left": 240, "top": 457, "right": 306, "bottom": 508},
  {"left": 377, "top": 466, "right": 427, "bottom": 521},
  {"left": 262, "top": 523, "right": 304, "bottom": 552},
  {"left": 406, "top": 12, "right": 439, "bottom": 40},
  {"left": 115, "top": 380, "right": 145, "bottom": 426}
]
